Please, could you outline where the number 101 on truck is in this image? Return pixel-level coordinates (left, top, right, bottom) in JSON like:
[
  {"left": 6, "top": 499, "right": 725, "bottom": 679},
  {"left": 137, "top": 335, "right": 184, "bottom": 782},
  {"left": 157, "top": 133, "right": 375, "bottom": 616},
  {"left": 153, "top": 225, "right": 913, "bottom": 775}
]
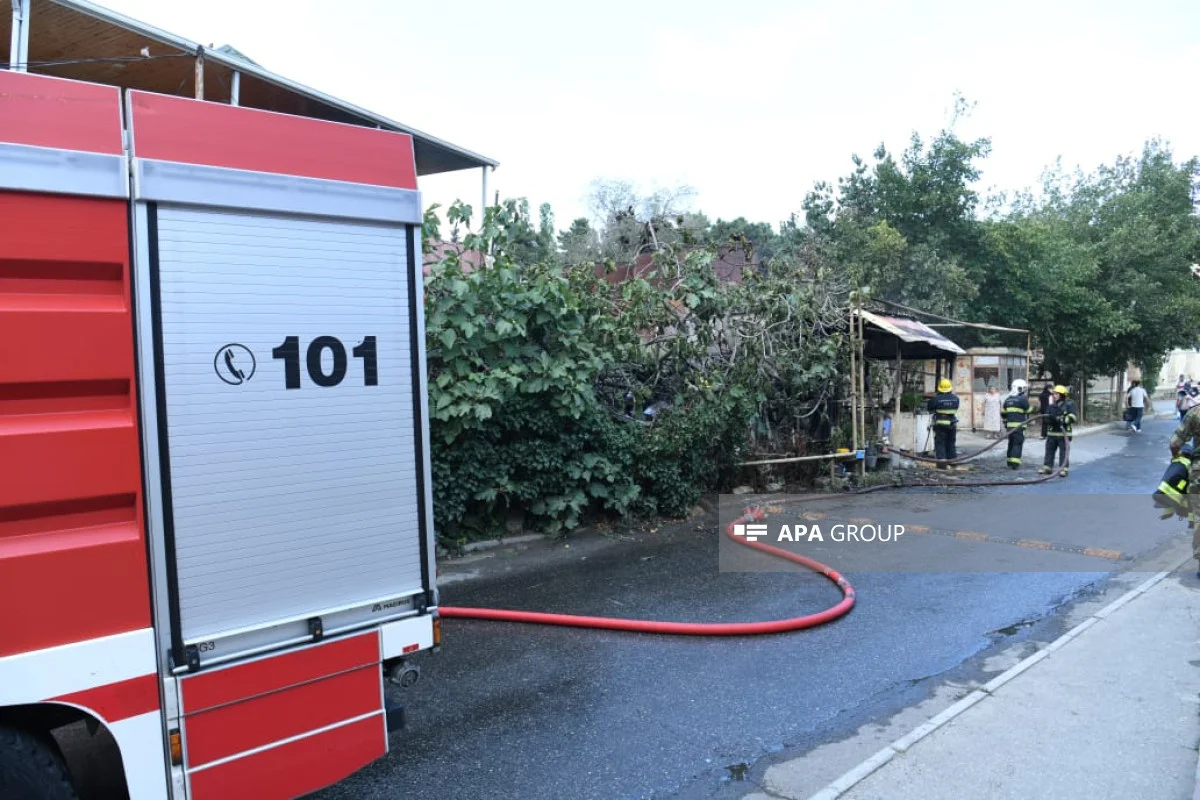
[{"left": 0, "top": 62, "right": 463, "bottom": 799}]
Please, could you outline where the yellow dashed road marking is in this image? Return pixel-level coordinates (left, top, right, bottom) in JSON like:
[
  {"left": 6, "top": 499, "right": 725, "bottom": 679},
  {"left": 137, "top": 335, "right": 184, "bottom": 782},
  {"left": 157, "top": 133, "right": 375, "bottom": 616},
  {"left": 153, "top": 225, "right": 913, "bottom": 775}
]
[{"left": 1082, "top": 547, "right": 1123, "bottom": 560}]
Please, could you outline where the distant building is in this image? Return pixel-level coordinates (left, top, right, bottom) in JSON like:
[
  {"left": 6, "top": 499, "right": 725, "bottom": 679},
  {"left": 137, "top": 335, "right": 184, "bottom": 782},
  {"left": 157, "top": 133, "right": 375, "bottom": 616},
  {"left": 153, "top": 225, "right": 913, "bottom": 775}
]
[
  {"left": 423, "top": 240, "right": 487, "bottom": 274},
  {"left": 596, "top": 246, "right": 756, "bottom": 287}
]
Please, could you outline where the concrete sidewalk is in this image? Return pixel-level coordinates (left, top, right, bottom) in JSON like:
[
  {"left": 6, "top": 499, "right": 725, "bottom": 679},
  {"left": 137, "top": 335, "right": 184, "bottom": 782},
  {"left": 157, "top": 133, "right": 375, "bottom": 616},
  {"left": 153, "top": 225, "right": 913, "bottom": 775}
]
[{"left": 768, "top": 565, "right": 1200, "bottom": 800}]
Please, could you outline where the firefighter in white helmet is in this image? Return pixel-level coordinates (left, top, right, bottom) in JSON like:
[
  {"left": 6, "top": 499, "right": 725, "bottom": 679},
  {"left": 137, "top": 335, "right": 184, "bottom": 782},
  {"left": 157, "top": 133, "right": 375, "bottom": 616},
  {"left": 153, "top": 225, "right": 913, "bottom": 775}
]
[{"left": 1002, "top": 379, "right": 1030, "bottom": 470}]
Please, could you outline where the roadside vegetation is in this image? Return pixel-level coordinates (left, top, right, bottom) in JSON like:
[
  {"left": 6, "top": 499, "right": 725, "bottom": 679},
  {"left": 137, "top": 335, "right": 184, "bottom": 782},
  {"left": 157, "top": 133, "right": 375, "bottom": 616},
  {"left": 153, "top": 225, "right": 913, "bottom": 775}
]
[{"left": 423, "top": 101, "right": 1200, "bottom": 542}]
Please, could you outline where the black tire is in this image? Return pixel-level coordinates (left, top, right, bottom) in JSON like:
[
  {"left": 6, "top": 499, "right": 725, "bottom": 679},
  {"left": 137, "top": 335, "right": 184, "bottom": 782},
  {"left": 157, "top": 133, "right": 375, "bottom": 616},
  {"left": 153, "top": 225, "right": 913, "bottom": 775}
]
[{"left": 0, "top": 726, "right": 78, "bottom": 800}]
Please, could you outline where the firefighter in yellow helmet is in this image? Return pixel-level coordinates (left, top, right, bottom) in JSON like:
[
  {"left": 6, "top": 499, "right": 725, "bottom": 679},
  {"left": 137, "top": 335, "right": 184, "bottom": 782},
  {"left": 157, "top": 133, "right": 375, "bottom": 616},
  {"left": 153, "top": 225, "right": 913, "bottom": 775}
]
[
  {"left": 1038, "top": 384, "right": 1076, "bottom": 477},
  {"left": 1002, "top": 378, "right": 1030, "bottom": 469},
  {"left": 927, "top": 377, "right": 959, "bottom": 467}
]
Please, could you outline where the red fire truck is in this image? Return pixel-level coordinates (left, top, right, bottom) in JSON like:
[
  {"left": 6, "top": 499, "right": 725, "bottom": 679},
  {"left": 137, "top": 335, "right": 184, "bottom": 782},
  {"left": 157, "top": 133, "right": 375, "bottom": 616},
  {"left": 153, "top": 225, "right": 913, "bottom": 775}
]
[{"left": 0, "top": 66, "right": 448, "bottom": 798}]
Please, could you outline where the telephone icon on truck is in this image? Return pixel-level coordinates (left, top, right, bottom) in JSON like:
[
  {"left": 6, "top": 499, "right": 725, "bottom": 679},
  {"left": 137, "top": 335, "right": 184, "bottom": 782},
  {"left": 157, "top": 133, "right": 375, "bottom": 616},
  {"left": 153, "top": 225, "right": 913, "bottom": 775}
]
[{"left": 214, "top": 343, "right": 257, "bottom": 386}]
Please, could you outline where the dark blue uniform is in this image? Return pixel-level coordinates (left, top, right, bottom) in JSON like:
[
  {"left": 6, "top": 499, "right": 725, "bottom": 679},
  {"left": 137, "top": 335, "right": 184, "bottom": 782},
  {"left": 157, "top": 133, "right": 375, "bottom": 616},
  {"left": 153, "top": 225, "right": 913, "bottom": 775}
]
[
  {"left": 1041, "top": 397, "right": 1077, "bottom": 475},
  {"left": 927, "top": 391, "right": 959, "bottom": 465},
  {"left": 1002, "top": 392, "right": 1029, "bottom": 469}
]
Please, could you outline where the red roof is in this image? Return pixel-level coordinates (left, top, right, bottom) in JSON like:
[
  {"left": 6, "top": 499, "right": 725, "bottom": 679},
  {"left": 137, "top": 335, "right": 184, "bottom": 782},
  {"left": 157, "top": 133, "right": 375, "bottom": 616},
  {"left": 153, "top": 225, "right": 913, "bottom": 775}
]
[{"left": 423, "top": 240, "right": 486, "bottom": 274}]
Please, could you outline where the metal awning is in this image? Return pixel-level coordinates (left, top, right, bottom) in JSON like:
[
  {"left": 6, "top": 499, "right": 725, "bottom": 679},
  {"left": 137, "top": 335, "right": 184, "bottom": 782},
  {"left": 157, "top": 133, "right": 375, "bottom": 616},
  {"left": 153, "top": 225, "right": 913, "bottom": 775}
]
[
  {"left": 856, "top": 309, "right": 965, "bottom": 361},
  {"left": 3, "top": 0, "right": 498, "bottom": 176}
]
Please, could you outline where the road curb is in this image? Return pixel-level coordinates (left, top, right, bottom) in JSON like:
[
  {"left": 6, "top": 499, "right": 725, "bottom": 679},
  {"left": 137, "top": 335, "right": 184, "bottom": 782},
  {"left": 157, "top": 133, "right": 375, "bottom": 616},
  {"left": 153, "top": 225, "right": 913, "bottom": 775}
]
[
  {"left": 459, "top": 533, "right": 545, "bottom": 553},
  {"left": 1194, "top": 743, "right": 1200, "bottom": 800},
  {"left": 800, "top": 558, "right": 1189, "bottom": 800}
]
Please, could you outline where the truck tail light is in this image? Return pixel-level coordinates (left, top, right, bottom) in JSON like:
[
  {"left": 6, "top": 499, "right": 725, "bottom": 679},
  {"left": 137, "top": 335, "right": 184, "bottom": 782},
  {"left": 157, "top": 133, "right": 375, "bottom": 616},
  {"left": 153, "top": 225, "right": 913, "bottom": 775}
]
[{"left": 432, "top": 616, "right": 442, "bottom": 647}]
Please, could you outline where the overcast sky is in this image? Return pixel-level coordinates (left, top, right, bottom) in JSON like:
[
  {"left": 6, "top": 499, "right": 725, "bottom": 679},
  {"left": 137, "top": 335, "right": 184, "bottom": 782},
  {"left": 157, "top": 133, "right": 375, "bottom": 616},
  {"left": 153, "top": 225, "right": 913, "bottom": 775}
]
[{"left": 102, "top": 0, "right": 1200, "bottom": 230}]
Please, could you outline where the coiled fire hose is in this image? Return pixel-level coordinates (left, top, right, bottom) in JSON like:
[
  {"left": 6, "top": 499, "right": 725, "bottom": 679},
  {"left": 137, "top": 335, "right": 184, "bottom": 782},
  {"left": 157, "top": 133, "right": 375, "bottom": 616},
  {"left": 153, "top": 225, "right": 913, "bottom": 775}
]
[{"left": 440, "top": 418, "right": 1073, "bottom": 635}]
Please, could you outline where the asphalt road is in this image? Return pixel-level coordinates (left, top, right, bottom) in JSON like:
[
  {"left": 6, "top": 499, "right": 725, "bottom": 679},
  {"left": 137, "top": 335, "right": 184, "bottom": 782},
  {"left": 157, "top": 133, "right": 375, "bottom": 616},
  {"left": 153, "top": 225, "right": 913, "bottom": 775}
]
[{"left": 315, "top": 419, "right": 1186, "bottom": 800}]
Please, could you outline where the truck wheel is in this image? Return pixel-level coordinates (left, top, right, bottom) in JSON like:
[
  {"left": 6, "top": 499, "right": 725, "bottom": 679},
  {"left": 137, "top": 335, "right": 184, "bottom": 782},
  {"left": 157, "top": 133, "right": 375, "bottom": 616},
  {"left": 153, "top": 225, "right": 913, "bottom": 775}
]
[{"left": 0, "top": 726, "right": 78, "bottom": 800}]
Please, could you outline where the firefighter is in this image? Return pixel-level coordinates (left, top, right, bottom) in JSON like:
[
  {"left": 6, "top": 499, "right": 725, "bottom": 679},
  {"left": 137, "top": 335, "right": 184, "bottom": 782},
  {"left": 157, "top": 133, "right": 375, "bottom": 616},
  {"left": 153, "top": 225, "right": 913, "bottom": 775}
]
[
  {"left": 927, "top": 378, "right": 959, "bottom": 467},
  {"left": 1154, "top": 442, "right": 1194, "bottom": 520},
  {"left": 1168, "top": 406, "right": 1200, "bottom": 576},
  {"left": 1038, "top": 384, "right": 1076, "bottom": 477},
  {"left": 1002, "top": 379, "right": 1030, "bottom": 469}
]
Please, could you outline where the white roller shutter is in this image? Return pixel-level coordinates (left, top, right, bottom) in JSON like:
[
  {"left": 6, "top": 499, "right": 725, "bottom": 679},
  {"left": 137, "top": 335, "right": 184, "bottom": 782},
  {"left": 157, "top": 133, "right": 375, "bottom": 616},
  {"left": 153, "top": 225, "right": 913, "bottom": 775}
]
[{"left": 153, "top": 205, "right": 425, "bottom": 646}]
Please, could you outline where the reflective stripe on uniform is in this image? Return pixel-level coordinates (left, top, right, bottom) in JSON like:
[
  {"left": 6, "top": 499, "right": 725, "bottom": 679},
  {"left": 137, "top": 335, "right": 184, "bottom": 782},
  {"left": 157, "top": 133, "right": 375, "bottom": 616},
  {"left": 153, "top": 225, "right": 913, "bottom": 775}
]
[{"left": 1159, "top": 482, "right": 1184, "bottom": 500}]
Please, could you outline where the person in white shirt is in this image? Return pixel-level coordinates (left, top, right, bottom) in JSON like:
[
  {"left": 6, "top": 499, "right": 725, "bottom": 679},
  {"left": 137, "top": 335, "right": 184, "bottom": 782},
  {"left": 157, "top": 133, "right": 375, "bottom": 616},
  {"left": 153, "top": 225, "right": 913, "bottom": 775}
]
[{"left": 1126, "top": 381, "right": 1149, "bottom": 433}]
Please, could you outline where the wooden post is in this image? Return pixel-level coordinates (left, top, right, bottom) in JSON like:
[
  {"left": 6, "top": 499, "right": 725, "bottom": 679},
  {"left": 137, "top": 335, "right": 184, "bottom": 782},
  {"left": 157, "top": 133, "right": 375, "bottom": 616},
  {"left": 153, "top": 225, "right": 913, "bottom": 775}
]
[
  {"left": 194, "top": 47, "right": 205, "bottom": 100},
  {"left": 849, "top": 308, "right": 858, "bottom": 456},
  {"left": 894, "top": 340, "right": 903, "bottom": 422},
  {"left": 857, "top": 310, "right": 867, "bottom": 480},
  {"left": 968, "top": 354, "right": 976, "bottom": 431},
  {"left": 1025, "top": 332, "right": 1032, "bottom": 383}
]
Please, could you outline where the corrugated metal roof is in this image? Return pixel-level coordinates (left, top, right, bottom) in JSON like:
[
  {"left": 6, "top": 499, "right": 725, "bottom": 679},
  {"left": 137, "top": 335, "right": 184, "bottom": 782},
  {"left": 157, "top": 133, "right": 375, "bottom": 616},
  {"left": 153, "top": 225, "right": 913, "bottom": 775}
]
[
  {"left": 857, "top": 309, "right": 966, "bottom": 359},
  {"left": 21, "top": 0, "right": 497, "bottom": 175}
]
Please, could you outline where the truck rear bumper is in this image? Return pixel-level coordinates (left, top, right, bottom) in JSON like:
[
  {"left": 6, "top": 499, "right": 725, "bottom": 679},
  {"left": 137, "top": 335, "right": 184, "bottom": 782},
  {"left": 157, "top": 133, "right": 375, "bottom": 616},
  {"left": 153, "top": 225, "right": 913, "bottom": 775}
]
[{"left": 176, "top": 618, "right": 432, "bottom": 799}]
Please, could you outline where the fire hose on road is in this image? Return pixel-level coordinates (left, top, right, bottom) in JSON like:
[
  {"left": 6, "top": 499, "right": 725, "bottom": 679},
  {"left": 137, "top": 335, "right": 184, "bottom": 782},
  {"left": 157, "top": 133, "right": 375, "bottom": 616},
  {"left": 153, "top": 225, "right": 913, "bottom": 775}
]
[
  {"left": 441, "top": 507, "right": 856, "bottom": 635},
  {"left": 440, "top": 420, "right": 1070, "bottom": 635},
  {"left": 879, "top": 414, "right": 1071, "bottom": 488}
]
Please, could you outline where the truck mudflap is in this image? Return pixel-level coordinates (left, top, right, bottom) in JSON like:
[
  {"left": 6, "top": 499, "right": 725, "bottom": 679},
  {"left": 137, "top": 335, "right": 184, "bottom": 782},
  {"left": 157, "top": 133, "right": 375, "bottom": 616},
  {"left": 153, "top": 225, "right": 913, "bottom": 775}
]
[{"left": 177, "top": 618, "right": 429, "bottom": 799}]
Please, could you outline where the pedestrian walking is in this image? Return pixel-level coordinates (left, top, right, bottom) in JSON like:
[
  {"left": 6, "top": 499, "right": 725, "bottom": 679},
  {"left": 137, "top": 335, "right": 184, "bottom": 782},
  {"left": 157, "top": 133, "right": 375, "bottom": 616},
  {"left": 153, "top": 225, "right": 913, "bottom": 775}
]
[
  {"left": 1168, "top": 407, "right": 1200, "bottom": 577},
  {"left": 1002, "top": 379, "right": 1030, "bottom": 470},
  {"left": 1039, "top": 385, "right": 1076, "bottom": 477},
  {"left": 982, "top": 385, "right": 1003, "bottom": 438},
  {"left": 1125, "top": 380, "right": 1148, "bottom": 433},
  {"left": 1038, "top": 382, "right": 1053, "bottom": 439},
  {"left": 927, "top": 378, "right": 959, "bottom": 468}
]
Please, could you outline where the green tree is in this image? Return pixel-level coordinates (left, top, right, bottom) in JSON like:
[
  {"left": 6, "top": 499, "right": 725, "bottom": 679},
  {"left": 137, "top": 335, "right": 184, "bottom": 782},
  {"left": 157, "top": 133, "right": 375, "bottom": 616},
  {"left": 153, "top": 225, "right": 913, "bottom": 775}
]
[
  {"left": 536, "top": 202, "right": 556, "bottom": 263},
  {"left": 707, "top": 217, "right": 779, "bottom": 262},
  {"left": 980, "top": 141, "right": 1200, "bottom": 383},
  {"left": 586, "top": 179, "right": 706, "bottom": 260},
  {"left": 557, "top": 217, "right": 601, "bottom": 266},
  {"left": 806, "top": 111, "right": 992, "bottom": 317}
]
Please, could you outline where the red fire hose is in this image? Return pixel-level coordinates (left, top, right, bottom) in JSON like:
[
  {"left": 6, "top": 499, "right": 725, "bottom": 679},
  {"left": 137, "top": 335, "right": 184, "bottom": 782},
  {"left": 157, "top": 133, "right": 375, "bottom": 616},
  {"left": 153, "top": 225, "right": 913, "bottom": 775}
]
[
  {"left": 440, "top": 423, "right": 1071, "bottom": 636},
  {"left": 439, "top": 508, "right": 856, "bottom": 635}
]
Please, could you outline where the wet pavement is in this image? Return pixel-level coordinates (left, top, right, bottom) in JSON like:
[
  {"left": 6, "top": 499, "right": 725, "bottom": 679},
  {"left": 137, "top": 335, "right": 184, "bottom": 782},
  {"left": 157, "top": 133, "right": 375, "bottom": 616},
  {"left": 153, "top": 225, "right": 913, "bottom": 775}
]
[{"left": 315, "top": 419, "right": 1186, "bottom": 800}]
